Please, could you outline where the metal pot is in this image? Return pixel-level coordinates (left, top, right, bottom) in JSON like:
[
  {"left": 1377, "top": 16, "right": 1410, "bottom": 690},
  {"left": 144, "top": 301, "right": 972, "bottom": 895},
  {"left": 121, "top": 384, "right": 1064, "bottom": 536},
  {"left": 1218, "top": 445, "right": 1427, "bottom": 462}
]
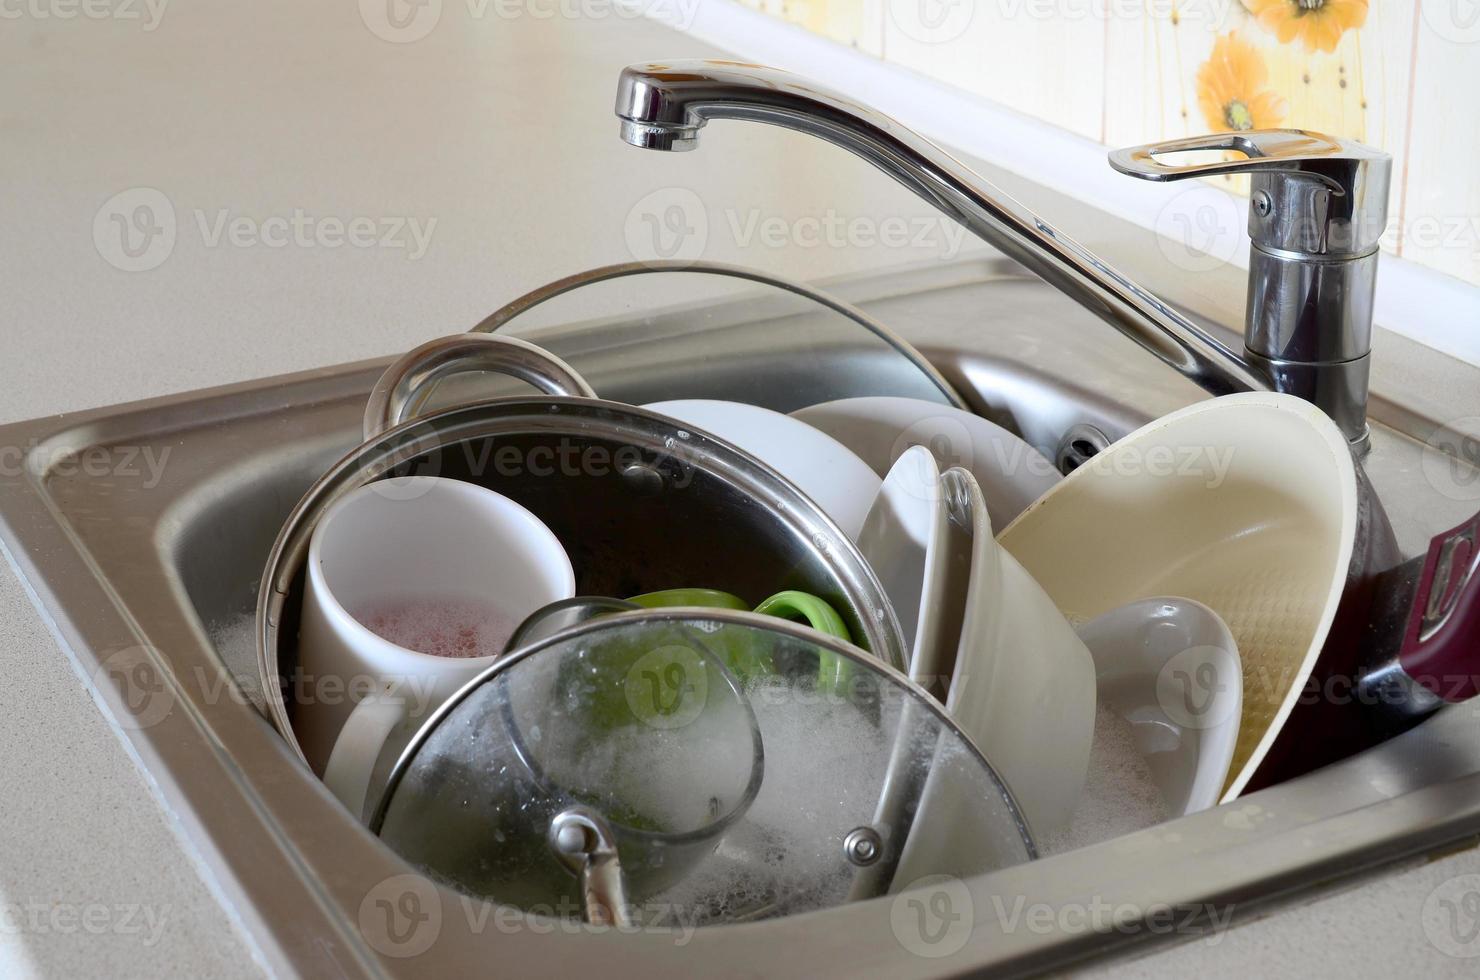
[{"left": 255, "top": 334, "right": 908, "bottom": 763}]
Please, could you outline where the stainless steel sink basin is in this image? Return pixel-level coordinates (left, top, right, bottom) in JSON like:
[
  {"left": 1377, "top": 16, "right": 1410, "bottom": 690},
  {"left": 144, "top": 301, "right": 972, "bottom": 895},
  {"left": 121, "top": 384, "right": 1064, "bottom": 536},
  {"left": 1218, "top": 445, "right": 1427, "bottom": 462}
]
[{"left": 3, "top": 256, "right": 1479, "bottom": 977}]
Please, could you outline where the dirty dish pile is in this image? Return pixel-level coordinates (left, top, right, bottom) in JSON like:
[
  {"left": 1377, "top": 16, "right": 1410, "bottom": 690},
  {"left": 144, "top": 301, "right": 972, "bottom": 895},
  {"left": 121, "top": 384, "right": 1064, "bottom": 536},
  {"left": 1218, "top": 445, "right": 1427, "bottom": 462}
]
[
  {"left": 998, "top": 393, "right": 1359, "bottom": 801},
  {"left": 255, "top": 322, "right": 1398, "bottom": 932},
  {"left": 255, "top": 332, "right": 1053, "bottom": 928}
]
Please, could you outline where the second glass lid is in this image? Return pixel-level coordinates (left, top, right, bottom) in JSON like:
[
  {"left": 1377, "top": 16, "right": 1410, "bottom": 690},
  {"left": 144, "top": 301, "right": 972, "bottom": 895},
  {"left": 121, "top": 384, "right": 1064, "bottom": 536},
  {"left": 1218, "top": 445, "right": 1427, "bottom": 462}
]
[{"left": 370, "top": 608, "right": 1034, "bottom": 928}]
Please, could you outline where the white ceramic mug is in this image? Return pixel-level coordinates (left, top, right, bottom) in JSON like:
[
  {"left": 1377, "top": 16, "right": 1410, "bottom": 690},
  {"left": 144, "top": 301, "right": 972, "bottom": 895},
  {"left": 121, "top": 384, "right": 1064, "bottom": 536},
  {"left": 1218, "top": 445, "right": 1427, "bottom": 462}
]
[{"left": 294, "top": 476, "right": 575, "bottom": 793}]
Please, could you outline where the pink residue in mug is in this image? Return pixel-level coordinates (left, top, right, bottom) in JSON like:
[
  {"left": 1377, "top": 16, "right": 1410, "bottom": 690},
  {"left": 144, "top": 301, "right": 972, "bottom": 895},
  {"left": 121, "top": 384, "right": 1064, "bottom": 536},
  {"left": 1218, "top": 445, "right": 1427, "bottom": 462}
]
[{"left": 351, "top": 598, "right": 516, "bottom": 659}]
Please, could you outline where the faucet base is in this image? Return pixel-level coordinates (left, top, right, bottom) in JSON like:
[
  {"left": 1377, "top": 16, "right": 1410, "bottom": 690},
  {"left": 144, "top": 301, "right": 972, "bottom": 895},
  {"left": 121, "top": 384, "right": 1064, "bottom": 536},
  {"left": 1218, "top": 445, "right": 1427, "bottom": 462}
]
[{"left": 1245, "top": 348, "right": 1372, "bottom": 453}]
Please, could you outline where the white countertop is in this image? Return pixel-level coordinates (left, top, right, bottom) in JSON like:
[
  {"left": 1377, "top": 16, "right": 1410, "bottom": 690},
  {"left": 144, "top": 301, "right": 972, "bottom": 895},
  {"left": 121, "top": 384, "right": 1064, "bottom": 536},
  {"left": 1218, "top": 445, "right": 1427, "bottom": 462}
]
[{"left": 2, "top": 2, "right": 1479, "bottom": 977}]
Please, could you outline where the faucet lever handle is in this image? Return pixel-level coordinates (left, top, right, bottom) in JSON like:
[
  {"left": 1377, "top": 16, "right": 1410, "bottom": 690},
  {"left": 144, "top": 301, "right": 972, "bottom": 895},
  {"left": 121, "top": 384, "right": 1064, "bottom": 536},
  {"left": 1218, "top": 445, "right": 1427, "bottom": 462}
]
[
  {"left": 1110, "top": 129, "right": 1391, "bottom": 256},
  {"left": 1110, "top": 130, "right": 1380, "bottom": 181}
]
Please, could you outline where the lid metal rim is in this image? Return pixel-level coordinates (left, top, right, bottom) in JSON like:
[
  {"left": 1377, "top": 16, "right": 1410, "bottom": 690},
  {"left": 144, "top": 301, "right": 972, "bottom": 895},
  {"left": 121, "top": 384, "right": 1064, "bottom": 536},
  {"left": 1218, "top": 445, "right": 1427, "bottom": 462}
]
[
  {"left": 365, "top": 606, "right": 1038, "bottom": 864},
  {"left": 254, "top": 395, "right": 907, "bottom": 764}
]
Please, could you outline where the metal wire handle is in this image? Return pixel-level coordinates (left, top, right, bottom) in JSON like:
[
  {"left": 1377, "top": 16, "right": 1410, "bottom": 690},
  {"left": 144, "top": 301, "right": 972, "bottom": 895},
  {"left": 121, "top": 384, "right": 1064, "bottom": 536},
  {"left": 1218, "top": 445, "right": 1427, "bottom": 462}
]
[{"left": 362, "top": 333, "right": 597, "bottom": 440}]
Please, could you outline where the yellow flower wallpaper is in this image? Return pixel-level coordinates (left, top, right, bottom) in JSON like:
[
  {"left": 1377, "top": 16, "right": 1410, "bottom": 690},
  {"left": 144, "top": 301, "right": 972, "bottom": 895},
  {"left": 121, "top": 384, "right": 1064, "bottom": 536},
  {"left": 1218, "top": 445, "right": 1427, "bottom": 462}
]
[
  {"left": 737, "top": 0, "right": 1480, "bottom": 289},
  {"left": 1196, "top": 31, "right": 1288, "bottom": 132},
  {"left": 1242, "top": 0, "right": 1368, "bottom": 54}
]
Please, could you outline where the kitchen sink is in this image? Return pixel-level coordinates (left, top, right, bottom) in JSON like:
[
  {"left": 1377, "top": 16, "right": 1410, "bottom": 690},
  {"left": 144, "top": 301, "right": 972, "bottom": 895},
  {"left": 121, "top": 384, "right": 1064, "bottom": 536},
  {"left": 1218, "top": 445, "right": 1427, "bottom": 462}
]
[{"left": 3, "top": 256, "right": 1479, "bottom": 977}]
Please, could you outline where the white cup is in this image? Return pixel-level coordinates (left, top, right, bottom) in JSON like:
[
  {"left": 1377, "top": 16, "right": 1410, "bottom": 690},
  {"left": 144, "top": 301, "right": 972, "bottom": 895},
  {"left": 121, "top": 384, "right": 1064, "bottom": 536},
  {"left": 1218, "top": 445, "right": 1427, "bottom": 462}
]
[{"left": 294, "top": 476, "right": 575, "bottom": 796}]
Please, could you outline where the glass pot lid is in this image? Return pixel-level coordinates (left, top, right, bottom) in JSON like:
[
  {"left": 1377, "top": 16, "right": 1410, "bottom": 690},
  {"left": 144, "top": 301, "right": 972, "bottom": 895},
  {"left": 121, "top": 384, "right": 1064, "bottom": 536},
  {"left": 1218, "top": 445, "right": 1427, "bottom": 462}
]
[
  {"left": 369, "top": 609, "right": 1035, "bottom": 929},
  {"left": 408, "top": 260, "right": 966, "bottom": 415}
]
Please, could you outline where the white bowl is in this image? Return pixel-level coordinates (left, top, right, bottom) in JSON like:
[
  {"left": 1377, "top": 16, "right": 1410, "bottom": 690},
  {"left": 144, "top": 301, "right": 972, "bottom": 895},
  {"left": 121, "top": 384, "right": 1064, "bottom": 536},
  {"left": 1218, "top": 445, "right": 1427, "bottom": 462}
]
[
  {"left": 791, "top": 396, "right": 1061, "bottom": 531},
  {"left": 643, "top": 399, "right": 881, "bottom": 540},
  {"left": 1076, "top": 597, "right": 1242, "bottom": 816},
  {"left": 942, "top": 466, "right": 1097, "bottom": 836},
  {"left": 998, "top": 392, "right": 1357, "bottom": 800}
]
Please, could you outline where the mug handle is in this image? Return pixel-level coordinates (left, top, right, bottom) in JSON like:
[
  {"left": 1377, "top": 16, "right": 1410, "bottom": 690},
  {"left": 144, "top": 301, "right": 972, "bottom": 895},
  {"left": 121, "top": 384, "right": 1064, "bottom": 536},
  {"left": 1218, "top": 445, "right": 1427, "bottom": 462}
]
[
  {"left": 322, "top": 687, "right": 415, "bottom": 823},
  {"left": 753, "top": 591, "right": 855, "bottom": 691},
  {"left": 362, "top": 333, "right": 597, "bottom": 439}
]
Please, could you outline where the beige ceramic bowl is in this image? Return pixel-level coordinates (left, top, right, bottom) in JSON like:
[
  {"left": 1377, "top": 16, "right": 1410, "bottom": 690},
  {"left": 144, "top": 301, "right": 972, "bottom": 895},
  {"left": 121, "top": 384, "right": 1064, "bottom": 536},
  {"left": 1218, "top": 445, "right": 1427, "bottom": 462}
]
[{"left": 998, "top": 393, "right": 1357, "bottom": 800}]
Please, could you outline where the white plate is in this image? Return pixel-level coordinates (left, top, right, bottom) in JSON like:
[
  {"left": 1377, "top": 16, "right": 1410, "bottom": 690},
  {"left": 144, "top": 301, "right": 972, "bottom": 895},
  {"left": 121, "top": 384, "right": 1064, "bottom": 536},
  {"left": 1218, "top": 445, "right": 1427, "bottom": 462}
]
[
  {"left": 791, "top": 396, "right": 1061, "bottom": 531},
  {"left": 643, "top": 399, "right": 881, "bottom": 541},
  {"left": 941, "top": 467, "right": 1097, "bottom": 836},
  {"left": 855, "top": 447, "right": 953, "bottom": 688},
  {"left": 1076, "top": 598, "right": 1243, "bottom": 816}
]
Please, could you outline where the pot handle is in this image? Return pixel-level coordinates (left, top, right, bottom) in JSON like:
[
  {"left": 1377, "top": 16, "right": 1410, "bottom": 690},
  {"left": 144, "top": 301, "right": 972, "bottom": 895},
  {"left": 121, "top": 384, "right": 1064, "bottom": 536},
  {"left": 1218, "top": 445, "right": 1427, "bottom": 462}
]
[
  {"left": 1398, "top": 509, "right": 1480, "bottom": 701},
  {"left": 363, "top": 333, "right": 597, "bottom": 440}
]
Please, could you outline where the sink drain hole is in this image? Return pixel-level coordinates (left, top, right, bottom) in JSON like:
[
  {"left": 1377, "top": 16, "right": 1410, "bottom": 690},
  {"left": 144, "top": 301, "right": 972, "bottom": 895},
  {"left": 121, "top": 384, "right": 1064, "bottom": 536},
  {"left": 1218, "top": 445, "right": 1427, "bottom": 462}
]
[{"left": 1056, "top": 423, "right": 1111, "bottom": 475}]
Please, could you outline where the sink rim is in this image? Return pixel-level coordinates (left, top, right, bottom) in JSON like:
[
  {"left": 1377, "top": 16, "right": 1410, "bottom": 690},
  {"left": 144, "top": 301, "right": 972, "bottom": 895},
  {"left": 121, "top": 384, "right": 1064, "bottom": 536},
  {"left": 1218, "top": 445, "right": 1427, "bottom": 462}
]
[{"left": 3, "top": 259, "right": 1480, "bottom": 977}]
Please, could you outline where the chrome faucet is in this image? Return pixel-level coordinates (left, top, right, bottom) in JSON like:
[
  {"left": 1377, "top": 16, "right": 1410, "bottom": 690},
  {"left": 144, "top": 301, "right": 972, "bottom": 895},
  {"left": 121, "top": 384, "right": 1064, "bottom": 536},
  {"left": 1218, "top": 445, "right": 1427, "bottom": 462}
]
[{"left": 615, "top": 60, "right": 1390, "bottom": 449}]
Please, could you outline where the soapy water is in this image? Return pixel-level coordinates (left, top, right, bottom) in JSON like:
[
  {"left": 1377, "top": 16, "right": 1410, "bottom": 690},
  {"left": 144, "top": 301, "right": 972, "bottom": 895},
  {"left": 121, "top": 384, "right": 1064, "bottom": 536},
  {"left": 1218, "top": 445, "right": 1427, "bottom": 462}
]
[
  {"left": 433, "top": 649, "right": 919, "bottom": 923},
  {"left": 1042, "top": 703, "right": 1168, "bottom": 855},
  {"left": 645, "top": 689, "right": 903, "bottom": 922},
  {"left": 207, "top": 613, "right": 267, "bottom": 712},
  {"left": 207, "top": 611, "right": 1168, "bottom": 920},
  {"left": 204, "top": 596, "right": 515, "bottom": 715},
  {"left": 510, "top": 654, "right": 761, "bottom": 835},
  {"left": 350, "top": 597, "right": 516, "bottom": 660}
]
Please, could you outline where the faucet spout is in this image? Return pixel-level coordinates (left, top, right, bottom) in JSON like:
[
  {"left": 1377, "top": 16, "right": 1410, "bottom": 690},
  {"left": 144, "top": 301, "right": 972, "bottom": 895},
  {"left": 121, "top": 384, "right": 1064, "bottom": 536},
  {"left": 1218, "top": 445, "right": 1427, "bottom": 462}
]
[{"left": 615, "top": 60, "right": 1268, "bottom": 404}]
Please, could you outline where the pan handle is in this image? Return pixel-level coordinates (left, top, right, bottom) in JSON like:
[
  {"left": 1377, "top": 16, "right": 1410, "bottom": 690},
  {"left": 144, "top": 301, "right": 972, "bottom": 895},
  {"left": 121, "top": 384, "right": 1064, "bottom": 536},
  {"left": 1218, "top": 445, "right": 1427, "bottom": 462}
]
[
  {"left": 363, "top": 333, "right": 597, "bottom": 440},
  {"left": 1398, "top": 510, "right": 1480, "bottom": 702}
]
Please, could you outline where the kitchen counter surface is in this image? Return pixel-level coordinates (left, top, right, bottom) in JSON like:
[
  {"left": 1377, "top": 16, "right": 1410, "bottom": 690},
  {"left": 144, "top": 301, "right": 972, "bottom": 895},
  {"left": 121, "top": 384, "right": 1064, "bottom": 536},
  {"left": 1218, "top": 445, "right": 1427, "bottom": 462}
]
[{"left": 2, "top": 2, "right": 1478, "bottom": 977}]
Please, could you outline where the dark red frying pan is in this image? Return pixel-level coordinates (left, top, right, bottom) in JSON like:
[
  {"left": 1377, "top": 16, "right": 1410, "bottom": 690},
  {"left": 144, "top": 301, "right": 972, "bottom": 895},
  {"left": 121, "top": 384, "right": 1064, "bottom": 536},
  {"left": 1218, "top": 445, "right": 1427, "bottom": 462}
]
[
  {"left": 1359, "top": 510, "right": 1480, "bottom": 720},
  {"left": 1246, "top": 505, "right": 1480, "bottom": 792}
]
